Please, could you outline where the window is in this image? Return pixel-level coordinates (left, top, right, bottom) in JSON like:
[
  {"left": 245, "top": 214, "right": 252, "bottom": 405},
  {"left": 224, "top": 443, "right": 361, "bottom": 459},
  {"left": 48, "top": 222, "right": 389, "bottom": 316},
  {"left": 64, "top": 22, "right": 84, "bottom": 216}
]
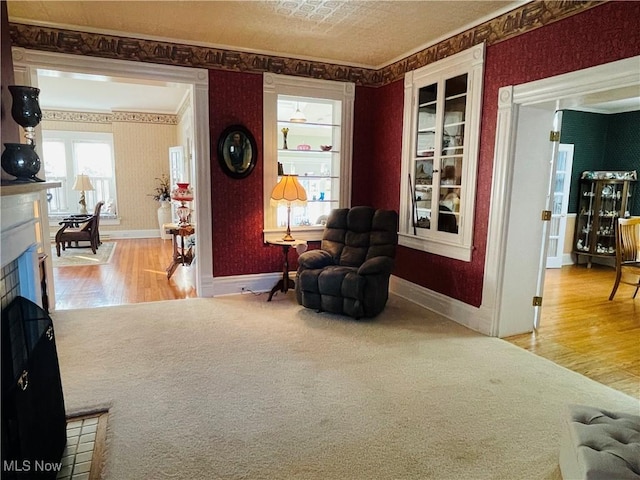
[
  {"left": 43, "top": 131, "right": 117, "bottom": 217},
  {"left": 263, "top": 73, "right": 355, "bottom": 242},
  {"left": 399, "top": 44, "right": 484, "bottom": 261}
]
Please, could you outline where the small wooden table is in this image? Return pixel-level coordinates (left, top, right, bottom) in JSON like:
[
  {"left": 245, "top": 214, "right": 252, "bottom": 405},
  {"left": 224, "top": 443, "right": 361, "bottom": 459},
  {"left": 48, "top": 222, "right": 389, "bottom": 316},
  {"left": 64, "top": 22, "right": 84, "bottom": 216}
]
[
  {"left": 266, "top": 239, "right": 307, "bottom": 301},
  {"left": 166, "top": 224, "right": 195, "bottom": 279}
]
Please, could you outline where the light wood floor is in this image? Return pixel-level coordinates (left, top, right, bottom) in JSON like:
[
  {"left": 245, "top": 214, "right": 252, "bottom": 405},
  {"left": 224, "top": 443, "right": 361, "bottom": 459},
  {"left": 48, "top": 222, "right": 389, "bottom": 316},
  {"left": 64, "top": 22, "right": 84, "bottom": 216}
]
[
  {"left": 52, "top": 239, "right": 639, "bottom": 399},
  {"left": 506, "top": 263, "right": 639, "bottom": 399},
  {"left": 52, "top": 238, "right": 197, "bottom": 310}
]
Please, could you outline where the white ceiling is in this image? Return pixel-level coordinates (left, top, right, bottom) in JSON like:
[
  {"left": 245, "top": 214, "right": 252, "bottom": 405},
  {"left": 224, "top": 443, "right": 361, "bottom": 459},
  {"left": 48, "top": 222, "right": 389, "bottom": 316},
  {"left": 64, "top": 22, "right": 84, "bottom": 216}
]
[
  {"left": 36, "top": 70, "right": 191, "bottom": 114},
  {"left": 7, "top": 0, "right": 639, "bottom": 114},
  {"left": 8, "top": 1, "right": 522, "bottom": 68}
]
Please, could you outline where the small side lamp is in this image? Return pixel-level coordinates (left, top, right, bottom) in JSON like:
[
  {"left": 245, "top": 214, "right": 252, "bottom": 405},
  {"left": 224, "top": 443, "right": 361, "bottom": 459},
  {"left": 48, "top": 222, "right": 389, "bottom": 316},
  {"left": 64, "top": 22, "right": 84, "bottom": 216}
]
[
  {"left": 270, "top": 175, "right": 307, "bottom": 241},
  {"left": 72, "top": 174, "right": 94, "bottom": 214}
]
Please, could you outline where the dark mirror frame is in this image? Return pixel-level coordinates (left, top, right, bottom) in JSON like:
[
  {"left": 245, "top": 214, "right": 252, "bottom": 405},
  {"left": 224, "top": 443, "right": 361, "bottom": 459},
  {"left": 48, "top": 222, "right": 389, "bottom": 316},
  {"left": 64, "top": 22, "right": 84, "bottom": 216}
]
[{"left": 216, "top": 124, "right": 258, "bottom": 179}]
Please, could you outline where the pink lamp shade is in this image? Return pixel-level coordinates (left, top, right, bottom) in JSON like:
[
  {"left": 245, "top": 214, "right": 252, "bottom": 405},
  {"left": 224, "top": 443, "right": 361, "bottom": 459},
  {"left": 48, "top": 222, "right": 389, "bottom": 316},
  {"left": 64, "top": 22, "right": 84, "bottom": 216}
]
[{"left": 170, "top": 182, "right": 194, "bottom": 202}]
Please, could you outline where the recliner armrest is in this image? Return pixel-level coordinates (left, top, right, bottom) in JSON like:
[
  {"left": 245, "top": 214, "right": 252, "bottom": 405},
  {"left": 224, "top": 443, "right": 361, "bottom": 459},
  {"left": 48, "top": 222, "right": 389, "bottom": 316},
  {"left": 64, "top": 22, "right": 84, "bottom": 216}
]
[
  {"left": 298, "top": 249, "right": 334, "bottom": 269},
  {"left": 357, "top": 256, "right": 394, "bottom": 276}
]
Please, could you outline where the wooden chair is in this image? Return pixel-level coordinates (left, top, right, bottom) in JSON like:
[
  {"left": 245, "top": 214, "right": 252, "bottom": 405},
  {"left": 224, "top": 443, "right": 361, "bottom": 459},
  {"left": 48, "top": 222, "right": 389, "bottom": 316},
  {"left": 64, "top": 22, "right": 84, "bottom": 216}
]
[
  {"left": 609, "top": 216, "right": 640, "bottom": 300},
  {"left": 55, "top": 201, "right": 104, "bottom": 257}
]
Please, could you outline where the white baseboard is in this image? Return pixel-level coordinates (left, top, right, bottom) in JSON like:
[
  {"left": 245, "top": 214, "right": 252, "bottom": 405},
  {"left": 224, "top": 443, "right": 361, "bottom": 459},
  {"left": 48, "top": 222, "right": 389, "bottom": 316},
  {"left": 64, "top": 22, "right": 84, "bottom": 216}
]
[
  {"left": 210, "top": 273, "right": 490, "bottom": 335},
  {"left": 211, "top": 272, "right": 290, "bottom": 297},
  {"left": 389, "top": 275, "right": 488, "bottom": 335}
]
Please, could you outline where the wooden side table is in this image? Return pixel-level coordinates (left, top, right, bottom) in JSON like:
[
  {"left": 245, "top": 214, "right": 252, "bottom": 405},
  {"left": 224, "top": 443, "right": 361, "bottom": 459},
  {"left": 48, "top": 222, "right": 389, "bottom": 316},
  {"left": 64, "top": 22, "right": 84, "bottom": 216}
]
[
  {"left": 266, "top": 239, "right": 307, "bottom": 301},
  {"left": 166, "top": 224, "right": 195, "bottom": 279}
]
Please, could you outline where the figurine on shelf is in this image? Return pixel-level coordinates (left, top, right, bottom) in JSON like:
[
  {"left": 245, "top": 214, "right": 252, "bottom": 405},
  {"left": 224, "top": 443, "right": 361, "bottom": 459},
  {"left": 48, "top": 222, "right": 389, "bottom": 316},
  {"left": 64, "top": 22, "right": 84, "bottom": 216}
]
[{"left": 281, "top": 127, "right": 289, "bottom": 150}]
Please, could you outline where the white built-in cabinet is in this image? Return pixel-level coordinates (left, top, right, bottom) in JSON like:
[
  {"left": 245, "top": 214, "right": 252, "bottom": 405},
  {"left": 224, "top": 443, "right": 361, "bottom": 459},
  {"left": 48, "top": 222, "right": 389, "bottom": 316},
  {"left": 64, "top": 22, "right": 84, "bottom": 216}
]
[
  {"left": 263, "top": 73, "right": 354, "bottom": 242},
  {"left": 399, "top": 44, "right": 485, "bottom": 261}
]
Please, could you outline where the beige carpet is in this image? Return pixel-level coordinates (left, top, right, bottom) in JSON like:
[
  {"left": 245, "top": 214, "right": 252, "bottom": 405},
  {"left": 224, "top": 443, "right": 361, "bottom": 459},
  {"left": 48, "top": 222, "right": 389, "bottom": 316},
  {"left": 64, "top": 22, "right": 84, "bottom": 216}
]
[
  {"left": 50, "top": 294, "right": 640, "bottom": 480},
  {"left": 51, "top": 242, "right": 116, "bottom": 267}
]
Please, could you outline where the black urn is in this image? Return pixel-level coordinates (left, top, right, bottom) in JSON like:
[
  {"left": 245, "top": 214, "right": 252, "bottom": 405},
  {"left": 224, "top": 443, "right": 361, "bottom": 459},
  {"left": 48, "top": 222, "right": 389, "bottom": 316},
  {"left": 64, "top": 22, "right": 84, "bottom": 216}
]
[
  {"left": 8, "top": 85, "right": 42, "bottom": 128},
  {"left": 1, "top": 143, "right": 43, "bottom": 182}
]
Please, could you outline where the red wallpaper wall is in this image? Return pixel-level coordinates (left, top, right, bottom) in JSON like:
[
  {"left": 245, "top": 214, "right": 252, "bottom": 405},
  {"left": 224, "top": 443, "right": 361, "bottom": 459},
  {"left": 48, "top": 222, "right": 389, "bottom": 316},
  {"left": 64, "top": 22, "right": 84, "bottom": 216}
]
[
  {"left": 210, "top": 1, "right": 640, "bottom": 301},
  {"left": 386, "top": 0, "right": 640, "bottom": 306},
  {"left": 353, "top": 81, "right": 404, "bottom": 210},
  {"left": 209, "top": 70, "right": 286, "bottom": 277}
]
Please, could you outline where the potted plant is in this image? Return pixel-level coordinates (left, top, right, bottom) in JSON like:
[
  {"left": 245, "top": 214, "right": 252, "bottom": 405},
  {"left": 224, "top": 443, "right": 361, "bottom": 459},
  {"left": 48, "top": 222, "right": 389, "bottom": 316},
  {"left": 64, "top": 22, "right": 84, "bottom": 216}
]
[
  {"left": 150, "top": 174, "right": 171, "bottom": 202},
  {"left": 150, "top": 174, "right": 172, "bottom": 239}
]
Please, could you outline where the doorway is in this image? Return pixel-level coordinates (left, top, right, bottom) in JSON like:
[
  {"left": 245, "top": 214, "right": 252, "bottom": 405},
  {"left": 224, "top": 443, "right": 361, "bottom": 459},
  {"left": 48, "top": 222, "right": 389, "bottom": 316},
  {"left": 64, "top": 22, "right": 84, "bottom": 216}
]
[
  {"left": 11, "top": 47, "right": 213, "bottom": 308},
  {"left": 484, "top": 55, "right": 640, "bottom": 337}
]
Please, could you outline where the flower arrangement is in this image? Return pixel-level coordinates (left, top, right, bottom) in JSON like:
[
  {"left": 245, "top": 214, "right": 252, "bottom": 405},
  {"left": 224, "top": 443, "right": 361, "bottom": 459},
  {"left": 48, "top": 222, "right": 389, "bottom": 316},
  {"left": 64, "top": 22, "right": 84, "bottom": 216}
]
[{"left": 149, "top": 174, "right": 171, "bottom": 202}]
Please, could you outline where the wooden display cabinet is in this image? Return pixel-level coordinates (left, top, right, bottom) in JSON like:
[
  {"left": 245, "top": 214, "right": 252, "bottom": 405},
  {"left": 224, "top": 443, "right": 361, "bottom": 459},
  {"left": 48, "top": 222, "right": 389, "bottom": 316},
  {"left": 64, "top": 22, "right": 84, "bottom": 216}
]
[{"left": 573, "top": 172, "right": 636, "bottom": 268}]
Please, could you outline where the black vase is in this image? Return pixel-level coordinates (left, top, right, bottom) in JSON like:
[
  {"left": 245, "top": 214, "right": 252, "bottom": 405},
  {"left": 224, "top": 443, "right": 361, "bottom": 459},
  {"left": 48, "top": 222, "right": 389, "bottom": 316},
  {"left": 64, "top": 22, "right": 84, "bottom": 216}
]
[
  {"left": 8, "top": 85, "right": 42, "bottom": 129},
  {"left": 1, "top": 143, "right": 44, "bottom": 182}
]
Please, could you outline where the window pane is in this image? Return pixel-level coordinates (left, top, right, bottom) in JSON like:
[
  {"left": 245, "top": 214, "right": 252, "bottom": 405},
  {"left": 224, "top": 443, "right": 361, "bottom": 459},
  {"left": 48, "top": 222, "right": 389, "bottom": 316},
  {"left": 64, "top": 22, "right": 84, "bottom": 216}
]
[
  {"left": 418, "top": 83, "right": 437, "bottom": 104},
  {"left": 445, "top": 74, "right": 467, "bottom": 97},
  {"left": 414, "top": 160, "right": 433, "bottom": 230},
  {"left": 42, "top": 141, "right": 67, "bottom": 178},
  {"left": 74, "top": 142, "right": 113, "bottom": 177}
]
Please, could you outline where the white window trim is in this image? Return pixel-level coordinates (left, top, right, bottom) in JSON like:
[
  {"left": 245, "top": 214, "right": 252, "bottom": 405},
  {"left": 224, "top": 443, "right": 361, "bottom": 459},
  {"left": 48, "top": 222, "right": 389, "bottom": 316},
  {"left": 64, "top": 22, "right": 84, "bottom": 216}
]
[
  {"left": 262, "top": 73, "right": 355, "bottom": 242},
  {"left": 398, "top": 43, "right": 485, "bottom": 262},
  {"left": 43, "top": 130, "right": 118, "bottom": 217}
]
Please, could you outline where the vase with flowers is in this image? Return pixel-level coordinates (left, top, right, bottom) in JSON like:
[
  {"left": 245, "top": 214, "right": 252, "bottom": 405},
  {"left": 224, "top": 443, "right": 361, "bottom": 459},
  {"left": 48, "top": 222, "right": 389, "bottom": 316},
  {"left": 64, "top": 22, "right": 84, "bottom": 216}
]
[{"left": 150, "top": 174, "right": 172, "bottom": 239}]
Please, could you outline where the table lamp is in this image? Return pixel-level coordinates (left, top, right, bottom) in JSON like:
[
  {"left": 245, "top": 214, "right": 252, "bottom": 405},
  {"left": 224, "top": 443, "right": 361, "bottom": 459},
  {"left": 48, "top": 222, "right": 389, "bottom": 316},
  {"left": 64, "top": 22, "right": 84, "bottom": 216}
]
[
  {"left": 270, "top": 175, "right": 307, "bottom": 241},
  {"left": 171, "top": 182, "right": 194, "bottom": 226},
  {"left": 72, "top": 174, "right": 94, "bottom": 214}
]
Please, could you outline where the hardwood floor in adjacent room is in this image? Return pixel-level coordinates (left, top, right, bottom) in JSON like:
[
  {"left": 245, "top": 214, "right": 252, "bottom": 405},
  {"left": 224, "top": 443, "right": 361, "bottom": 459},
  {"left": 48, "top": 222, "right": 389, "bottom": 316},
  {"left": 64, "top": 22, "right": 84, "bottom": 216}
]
[
  {"left": 506, "top": 264, "right": 640, "bottom": 400},
  {"left": 52, "top": 240, "right": 639, "bottom": 399},
  {"left": 52, "top": 238, "right": 197, "bottom": 310}
]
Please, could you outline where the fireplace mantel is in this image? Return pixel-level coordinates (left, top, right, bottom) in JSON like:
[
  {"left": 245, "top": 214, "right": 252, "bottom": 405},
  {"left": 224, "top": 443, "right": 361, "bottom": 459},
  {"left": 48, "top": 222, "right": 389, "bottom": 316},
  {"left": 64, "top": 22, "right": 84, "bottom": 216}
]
[{"left": 1, "top": 181, "right": 61, "bottom": 196}]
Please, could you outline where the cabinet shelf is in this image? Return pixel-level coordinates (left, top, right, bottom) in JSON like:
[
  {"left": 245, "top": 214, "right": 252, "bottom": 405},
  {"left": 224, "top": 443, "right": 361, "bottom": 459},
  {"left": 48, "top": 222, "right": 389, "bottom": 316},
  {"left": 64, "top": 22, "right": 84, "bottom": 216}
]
[
  {"left": 278, "top": 149, "right": 338, "bottom": 154},
  {"left": 278, "top": 120, "right": 339, "bottom": 128}
]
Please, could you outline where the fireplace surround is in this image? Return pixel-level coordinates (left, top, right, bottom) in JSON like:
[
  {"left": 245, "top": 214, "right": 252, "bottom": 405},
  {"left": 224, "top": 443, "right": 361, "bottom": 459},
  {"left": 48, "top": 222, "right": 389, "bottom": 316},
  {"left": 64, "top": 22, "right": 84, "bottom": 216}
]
[{"left": 1, "top": 182, "right": 59, "bottom": 309}]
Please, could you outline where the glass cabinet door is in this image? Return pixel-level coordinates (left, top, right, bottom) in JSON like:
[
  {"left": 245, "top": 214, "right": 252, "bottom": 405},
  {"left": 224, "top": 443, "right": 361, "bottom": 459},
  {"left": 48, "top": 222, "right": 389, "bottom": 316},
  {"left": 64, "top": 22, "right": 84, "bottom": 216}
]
[
  {"left": 411, "top": 74, "right": 467, "bottom": 234},
  {"left": 414, "top": 83, "right": 437, "bottom": 229},
  {"left": 575, "top": 180, "right": 596, "bottom": 254}
]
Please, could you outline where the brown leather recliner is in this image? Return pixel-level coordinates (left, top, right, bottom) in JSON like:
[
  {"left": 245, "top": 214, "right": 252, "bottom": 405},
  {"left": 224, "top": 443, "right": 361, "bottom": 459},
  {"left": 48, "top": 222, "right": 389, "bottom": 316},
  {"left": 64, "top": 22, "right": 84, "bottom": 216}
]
[{"left": 295, "top": 206, "right": 398, "bottom": 319}]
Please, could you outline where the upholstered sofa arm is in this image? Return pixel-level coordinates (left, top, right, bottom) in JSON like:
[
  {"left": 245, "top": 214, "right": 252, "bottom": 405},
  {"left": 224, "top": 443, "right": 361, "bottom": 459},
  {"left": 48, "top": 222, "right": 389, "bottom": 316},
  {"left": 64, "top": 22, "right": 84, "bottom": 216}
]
[
  {"left": 357, "top": 256, "right": 394, "bottom": 276},
  {"left": 298, "top": 249, "right": 335, "bottom": 269}
]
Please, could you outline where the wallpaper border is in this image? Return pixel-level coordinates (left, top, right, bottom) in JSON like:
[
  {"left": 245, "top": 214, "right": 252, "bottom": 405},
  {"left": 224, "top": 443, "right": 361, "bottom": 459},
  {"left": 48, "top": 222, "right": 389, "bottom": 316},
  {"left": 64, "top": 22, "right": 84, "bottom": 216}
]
[
  {"left": 43, "top": 110, "right": 178, "bottom": 124},
  {"left": 8, "top": 1, "right": 602, "bottom": 87}
]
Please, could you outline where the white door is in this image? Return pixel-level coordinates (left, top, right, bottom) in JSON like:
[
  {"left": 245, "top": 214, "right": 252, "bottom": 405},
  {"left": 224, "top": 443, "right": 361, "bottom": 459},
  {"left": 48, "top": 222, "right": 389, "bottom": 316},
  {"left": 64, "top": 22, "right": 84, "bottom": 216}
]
[
  {"left": 546, "top": 143, "right": 574, "bottom": 268},
  {"left": 169, "top": 146, "right": 186, "bottom": 186},
  {"left": 169, "top": 146, "right": 185, "bottom": 222},
  {"left": 499, "top": 106, "right": 559, "bottom": 335}
]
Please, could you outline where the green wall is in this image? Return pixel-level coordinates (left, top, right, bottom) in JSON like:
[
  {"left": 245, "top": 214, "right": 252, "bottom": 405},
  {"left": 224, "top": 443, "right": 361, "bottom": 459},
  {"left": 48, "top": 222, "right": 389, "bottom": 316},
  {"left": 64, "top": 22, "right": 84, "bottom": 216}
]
[{"left": 561, "top": 110, "right": 639, "bottom": 215}]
